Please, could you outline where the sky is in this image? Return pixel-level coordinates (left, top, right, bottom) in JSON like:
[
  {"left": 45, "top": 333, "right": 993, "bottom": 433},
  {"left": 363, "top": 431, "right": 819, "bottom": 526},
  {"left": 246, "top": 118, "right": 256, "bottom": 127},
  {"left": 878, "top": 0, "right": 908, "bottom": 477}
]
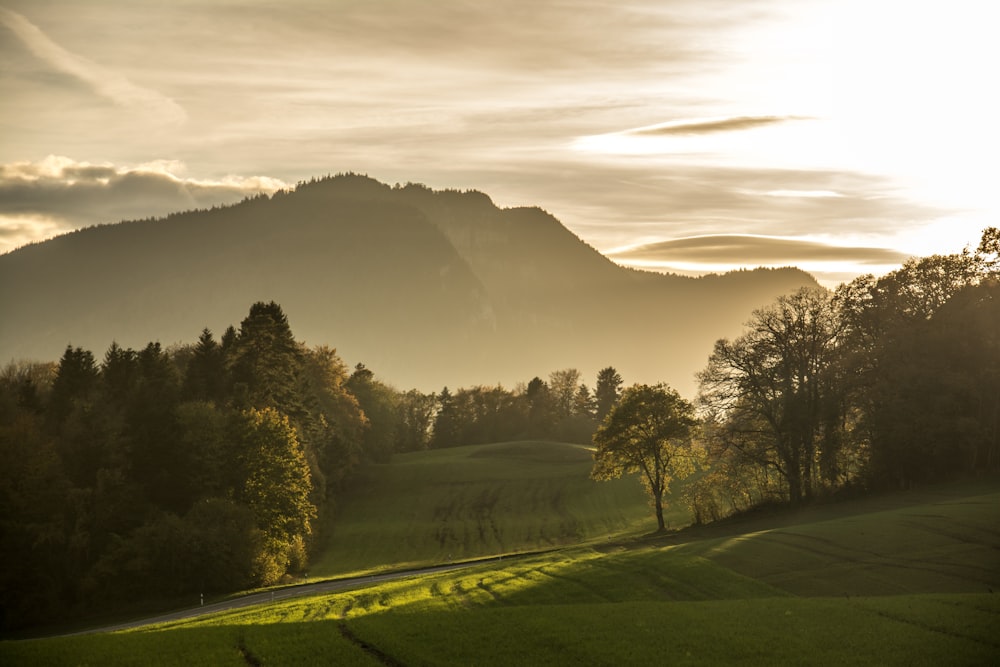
[{"left": 1, "top": 0, "right": 996, "bottom": 286}]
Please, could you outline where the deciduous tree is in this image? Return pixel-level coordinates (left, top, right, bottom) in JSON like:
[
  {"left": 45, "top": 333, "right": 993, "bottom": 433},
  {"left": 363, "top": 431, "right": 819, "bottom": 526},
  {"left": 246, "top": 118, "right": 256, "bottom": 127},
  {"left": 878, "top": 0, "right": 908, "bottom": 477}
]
[
  {"left": 592, "top": 383, "right": 697, "bottom": 531},
  {"left": 233, "top": 407, "right": 316, "bottom": 583},
  {"left": 346, "top": 363, "right": 399, "bottom": 464},
  {"left": 698, "top": 288, "right": 843, "bottom": 503}
]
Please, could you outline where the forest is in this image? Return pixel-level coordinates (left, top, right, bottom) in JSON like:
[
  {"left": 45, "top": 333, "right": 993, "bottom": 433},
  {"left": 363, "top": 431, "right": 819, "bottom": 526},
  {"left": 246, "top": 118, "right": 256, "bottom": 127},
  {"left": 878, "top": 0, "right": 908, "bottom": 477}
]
[{"left": 0, "top": 229, "right": 997, "bottom": 633}]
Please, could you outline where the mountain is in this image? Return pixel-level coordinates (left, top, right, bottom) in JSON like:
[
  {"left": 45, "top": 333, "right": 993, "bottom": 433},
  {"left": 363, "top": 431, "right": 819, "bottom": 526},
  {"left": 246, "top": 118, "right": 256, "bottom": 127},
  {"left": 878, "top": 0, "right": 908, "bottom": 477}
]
[{"left": 0, "top": 174, "right": 817, "bottom": 395}]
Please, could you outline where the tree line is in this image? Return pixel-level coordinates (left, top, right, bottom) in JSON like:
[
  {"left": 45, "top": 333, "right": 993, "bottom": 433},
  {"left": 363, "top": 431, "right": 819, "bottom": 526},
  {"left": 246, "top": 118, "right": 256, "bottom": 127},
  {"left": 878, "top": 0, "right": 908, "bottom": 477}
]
[
  {"left": 687, "top": 228, "right": 1000, "bottom": 520},
  {"left": 591, "top": 229, "right": 999, "bottom": 531},
  {"left": 0, "top": 300, "right": 623, "bottom": 631},
  {"left": 2, "top": 229, "right": 996, "bottom": 631}
]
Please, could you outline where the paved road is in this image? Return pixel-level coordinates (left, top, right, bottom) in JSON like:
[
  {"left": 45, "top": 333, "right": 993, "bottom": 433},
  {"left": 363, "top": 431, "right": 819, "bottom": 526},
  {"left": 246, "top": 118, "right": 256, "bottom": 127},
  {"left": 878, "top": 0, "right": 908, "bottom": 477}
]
[{"left": 67, "top": 560, "right": 490, "bottom": 636}]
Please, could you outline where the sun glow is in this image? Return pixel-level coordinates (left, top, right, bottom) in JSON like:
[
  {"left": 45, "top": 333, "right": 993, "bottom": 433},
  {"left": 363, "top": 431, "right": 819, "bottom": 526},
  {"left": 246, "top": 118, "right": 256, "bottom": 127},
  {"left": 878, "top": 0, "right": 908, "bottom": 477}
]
[{"left": 572, "top": 0, "right": 995, "bottom": 276}]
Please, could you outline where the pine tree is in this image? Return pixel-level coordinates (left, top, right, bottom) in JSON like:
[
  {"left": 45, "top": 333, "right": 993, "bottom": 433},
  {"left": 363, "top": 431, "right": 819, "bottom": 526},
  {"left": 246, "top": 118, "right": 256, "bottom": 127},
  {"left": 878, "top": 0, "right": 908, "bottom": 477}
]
[
  {"left": 228, "top": 302, "right": 304, "bottom": 416},
  {"left": 595, "top": 366, "right": 623, "bottom": 422},
  {"left": 184, "top": 328, "right": 226, "bottom": 402}
]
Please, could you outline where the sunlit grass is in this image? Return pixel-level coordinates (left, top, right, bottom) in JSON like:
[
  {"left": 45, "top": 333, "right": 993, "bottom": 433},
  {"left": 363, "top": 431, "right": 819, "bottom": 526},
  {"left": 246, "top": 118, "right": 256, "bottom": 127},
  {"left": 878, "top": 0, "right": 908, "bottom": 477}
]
[
  {"left": 5, "top": 472, "right": 998, "bottom": 665},
  {"left": 9, "top": 560, "right": 995, "bottom": 666}
]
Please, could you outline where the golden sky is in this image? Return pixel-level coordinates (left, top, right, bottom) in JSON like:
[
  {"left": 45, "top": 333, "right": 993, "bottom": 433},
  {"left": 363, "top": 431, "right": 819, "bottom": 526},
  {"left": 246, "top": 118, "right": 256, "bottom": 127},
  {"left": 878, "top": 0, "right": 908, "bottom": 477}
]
[{"left": 1, "top": 0, "right": 995, "bottom": 286}]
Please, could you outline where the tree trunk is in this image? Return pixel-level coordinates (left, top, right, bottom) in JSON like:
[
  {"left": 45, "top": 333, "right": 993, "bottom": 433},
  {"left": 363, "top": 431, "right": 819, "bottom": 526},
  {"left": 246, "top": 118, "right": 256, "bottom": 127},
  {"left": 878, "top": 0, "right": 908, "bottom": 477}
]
[
  {"left": 787, "top": 465, "right": 803, "bottom": 505},
  {"left": 654, "top": 491, "right": 666, "bottom": 531}
]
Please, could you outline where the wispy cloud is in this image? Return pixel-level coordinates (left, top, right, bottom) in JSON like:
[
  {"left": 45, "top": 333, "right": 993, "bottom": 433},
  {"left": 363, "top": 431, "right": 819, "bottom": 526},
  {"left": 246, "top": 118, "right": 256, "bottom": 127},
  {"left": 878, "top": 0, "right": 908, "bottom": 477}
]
[
  {"left": 629, "top": 115, "right": 811, "bottom": 136},
  {"left": 0, "top": 0, "right": 983, "bottom": 281},
  {"left": 0, "top": 7, "right": 186, "bottom": 124},
  {"left": 609, "top": 234, "right": 910, "bottom": 266},
  {"left": 486, "top": 161, "right": 945, "bottom": 248}
]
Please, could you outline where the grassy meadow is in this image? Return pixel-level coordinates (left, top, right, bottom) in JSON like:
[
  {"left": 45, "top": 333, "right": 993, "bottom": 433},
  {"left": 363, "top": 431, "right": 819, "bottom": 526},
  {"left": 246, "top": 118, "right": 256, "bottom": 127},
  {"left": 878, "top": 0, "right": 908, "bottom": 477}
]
[
  {"left": 3, "top": 442, "right": 999, "bottom": 665},
  {"left": 311, "top": 441, "right": 665, "bottom": 576}
]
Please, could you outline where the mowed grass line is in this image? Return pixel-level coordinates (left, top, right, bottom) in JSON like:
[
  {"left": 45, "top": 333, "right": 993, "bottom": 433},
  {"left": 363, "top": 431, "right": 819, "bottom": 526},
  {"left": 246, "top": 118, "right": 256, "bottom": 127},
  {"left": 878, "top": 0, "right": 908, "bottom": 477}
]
[
  {"left": 6, "top": 485, "right": 1000, "bottom": 666},
  {"left": 6, "top": 476, "right": 1000, "bottom": 664},
  {"left": 0, "top": 622, "right": 383, "bottom": 667},
  {"left": 313, "top": 441, "right": 668, "bottom": 576},
  {"left": 12, "top": 595, "right": 995, "bottom": 666},
  {"left": 347, "top": 595, "right": 1000, "bottom": 667},
  {"left": 674, "top": 490, "right": 1000, "bottom": 597}
]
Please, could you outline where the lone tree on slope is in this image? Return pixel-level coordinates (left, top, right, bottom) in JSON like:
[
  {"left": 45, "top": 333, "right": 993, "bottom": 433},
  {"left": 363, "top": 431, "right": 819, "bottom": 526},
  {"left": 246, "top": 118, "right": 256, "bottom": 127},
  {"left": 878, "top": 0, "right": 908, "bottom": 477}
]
[{"left": 591, "top": 383, "right": 698, "bottom": 532}]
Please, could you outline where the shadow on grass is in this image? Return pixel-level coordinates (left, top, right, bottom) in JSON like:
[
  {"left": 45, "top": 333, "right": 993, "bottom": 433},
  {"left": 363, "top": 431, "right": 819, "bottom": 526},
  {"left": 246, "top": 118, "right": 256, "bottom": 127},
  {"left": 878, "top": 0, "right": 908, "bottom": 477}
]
[{"left": 0, "top": 620, "right": 383, "bottom": 667}]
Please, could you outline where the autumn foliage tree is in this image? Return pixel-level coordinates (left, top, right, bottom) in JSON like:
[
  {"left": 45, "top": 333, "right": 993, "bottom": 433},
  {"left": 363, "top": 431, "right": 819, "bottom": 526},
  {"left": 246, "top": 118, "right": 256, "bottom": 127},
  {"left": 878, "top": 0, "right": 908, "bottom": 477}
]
[{"left": 234, "top": 407, "right": 316, "bottom": 584}]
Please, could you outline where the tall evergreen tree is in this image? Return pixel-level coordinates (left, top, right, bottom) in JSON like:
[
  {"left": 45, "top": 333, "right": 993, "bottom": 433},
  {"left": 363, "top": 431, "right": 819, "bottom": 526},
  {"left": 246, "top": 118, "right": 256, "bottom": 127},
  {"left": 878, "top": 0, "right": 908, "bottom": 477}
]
[
  {"left": 595, "top": 366, "right": 623, "bottom": 423},
  {"left": 49, "top": 346, "right": 99, "bottom": 426},
  {"left": 525, "top": 376, "right": 554, "bottom": 438},
  {"left": 431, "top": 387, "right": 460, "bottom": 448},
  {"left": 100, "top": 342, "right": 138, "bottom": 403},
  {"left": 184, "top": 328, "right": 227, "bottom": 403},
  {"left": 229, "top": 302, "right": 304, "bottom": 416},
  {"left": 128, "top": 342, "right": 184, "bottom": 510}
]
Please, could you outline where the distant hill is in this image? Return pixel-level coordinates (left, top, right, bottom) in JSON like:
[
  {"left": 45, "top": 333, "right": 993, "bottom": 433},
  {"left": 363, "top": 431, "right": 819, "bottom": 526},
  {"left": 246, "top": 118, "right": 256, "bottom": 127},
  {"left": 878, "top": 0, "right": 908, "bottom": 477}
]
[{"left": 0, "top": 174, "right": 817, "bottom": 394}]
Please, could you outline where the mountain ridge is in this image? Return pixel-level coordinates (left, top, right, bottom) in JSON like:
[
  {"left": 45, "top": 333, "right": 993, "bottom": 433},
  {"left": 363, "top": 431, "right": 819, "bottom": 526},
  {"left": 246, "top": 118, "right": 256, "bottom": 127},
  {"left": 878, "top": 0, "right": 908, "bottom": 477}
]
[{"left": 0, "top": 174, "right": 817, "bottom": 394}]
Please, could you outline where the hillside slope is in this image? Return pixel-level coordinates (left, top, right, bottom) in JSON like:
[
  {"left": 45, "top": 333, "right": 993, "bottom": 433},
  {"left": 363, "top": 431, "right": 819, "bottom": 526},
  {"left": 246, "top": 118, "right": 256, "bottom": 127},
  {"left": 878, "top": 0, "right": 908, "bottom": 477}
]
[
  {"left": 312, "top": 441, "right": 657, "bottom": 575},
  {"left": 0, "top": 175, "right": 817, "bottom": 392},
  {"left": 5, "top": 479, "right": 997, "bottom": 664}
]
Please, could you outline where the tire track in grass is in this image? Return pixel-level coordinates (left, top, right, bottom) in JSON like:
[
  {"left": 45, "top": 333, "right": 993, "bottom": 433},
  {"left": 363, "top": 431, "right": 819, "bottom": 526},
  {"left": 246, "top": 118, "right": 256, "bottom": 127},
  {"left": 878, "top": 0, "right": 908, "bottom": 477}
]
[
  {"left": 532, "top": 563, "right": 617, "bottom": 603},
  {"left": 851, "top": 598, "right": 1000, "bottom": 651},
  {"left": 581, "top": 554, "right": 725, "bottom": 601},
  {"left": 475, "top": 577, "right": 509, "bottom": 605},
  {"left": 473, "top": 570, "right": 534, "bottom": 604},
  {"left": 748, "top": 532, "right": 997, "bottom": 590},
  {"left": 338, "top": 621, "right": 404, "bottom": 666},
  {"left": 449, "top": 579, "right": 476, "bottom": 608},
  {"left": 473, "top": 485, "right": 503, "bottom": 549},
  {"left": 901, "top": 515, "right": 1000, "bottom": 547},
  {"left": 783, "top": 530, "right": 999, "bottom": 581},
  {"left": 236, "top": 635, "right": 262, "bottom": 666}
]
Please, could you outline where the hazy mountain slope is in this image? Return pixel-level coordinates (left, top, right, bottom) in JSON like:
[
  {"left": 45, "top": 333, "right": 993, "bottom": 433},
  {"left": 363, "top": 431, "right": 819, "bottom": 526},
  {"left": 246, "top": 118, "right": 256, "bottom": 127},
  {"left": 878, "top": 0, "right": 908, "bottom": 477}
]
[
  {"left": 0, "top": 175, "right": 816, "bottom": 394},
  {"left": 0, "top": 187, "right": 493, "bottom": 378}
]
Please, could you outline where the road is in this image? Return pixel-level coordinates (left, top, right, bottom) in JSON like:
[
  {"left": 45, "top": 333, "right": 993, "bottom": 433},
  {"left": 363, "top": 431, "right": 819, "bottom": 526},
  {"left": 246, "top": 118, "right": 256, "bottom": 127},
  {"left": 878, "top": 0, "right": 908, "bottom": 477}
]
[{"left": 67, "top": 560, "right": 491, "bottom": 636}]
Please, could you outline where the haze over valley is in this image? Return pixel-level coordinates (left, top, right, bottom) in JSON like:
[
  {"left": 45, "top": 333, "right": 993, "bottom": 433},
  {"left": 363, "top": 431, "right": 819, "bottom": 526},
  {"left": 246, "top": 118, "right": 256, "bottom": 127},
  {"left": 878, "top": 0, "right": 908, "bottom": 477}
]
[{"left": 0, "top": 175, "right": 815, "bottom": 395}]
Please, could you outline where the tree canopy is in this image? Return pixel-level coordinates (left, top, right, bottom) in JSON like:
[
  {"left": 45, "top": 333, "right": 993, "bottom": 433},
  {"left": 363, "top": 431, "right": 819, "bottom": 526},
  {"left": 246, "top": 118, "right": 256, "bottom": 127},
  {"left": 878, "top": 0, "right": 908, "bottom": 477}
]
[
  {"left": 592, "top": 383, "right": 698, "bottom": 531},
  {"left": 695, "top": 228, "right": 1000, "bottom": 511}
]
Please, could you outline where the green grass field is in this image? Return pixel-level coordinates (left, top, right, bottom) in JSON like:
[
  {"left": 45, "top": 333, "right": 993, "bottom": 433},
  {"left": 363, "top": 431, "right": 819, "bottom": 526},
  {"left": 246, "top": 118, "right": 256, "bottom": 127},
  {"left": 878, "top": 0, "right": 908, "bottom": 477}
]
[
  {"left": 3, "top": 443, "right": 999, "bottom": 665},
  {"left": 311, "top": 441, "right": 666, "bottom": 575}
]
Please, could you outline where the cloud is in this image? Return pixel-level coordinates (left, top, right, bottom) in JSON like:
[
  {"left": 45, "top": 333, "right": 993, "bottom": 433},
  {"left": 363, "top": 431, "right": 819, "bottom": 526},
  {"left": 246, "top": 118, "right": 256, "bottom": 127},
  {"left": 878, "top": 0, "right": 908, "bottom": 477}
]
[
  {"left": 0, "top": 156, "right": 287, "bottom": 253},
  {"left": 472, "top": 160, "right": 946, "bottom": 247},
  {"left": 0, "top": 7, "right": 186, "bottom": 124},
  {"left": 629, "top": 115, "right": 810, "bottom": 136},
  {"left": 609, "top": 235, "right": 910, "bottom": 266},
  {"left": 0, "top": 214, "right": 72, "bottom": 245}
]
